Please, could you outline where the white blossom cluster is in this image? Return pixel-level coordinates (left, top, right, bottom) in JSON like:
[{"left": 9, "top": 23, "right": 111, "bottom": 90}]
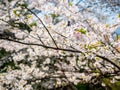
[{"left": 0, "top": 0, "right": 120, "bottom": 89}]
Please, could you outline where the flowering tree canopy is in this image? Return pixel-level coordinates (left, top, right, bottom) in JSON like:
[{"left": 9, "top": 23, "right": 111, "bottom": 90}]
[{"left": 0, "top": 0, "right": 120, "bottom": 90}]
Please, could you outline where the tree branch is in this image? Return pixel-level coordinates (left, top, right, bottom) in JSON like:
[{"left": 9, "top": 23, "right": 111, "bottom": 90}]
[
  {"left": 26, "top": 7, "right": 58, "bottom": 48},
  {"left": 1, "top": 37, "right": 120, "bottom": 70}
]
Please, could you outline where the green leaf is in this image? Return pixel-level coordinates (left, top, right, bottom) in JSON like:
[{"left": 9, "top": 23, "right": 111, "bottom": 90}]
[
  {"left": 20, "top": 3, "right": 28, "bottom": 8},
  {"left": 29, "top": 22, "right": 37, "bottom": 27},
  {"left": 17, "top": 22, "right": 32, "bottom": 33},
  {"left": 75, "top": 83, "right": 89, "bottom": 90},
  {"left": 113, "top": 81, "right": 120, "bottom": 90},
  {"left": 102, "top": 78, "right": 112, "bottom": 86},
  {"left": 76, "top": 28, "right": 86, "bottom": 34},
  {"left": 26, "top": 14, "right": 32, "bottom": 19},
  {"left": 68, "top": 2, "right": 73, "bottom": 6},
  {"left": 102, "top": 78, "right": 120, "bottom": 90},
  {"left": 118, "top": 14, "right": 120, "bottom": 18},
  {"left": 0, "top": 60, "right": 21, "bottom": 73},
  {"left": 0, "top": 48, "right": 9, "bottom": 59},
  {"left": 51, "top": 13, "right": 59, "bottom": 19},
  {"left": 13, "top": 10, "right": 20, "bottom": 16}
]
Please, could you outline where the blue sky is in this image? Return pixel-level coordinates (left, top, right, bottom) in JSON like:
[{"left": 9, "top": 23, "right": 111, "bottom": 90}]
[
  {"left": 72, "top": 0, "right": 119, "bottom": 24},
  {"left": 32, "top": 0, "right": 119, "bottom": 25}
]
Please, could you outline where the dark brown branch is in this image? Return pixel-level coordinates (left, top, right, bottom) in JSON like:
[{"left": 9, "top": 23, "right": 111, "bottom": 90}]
[
  {"left": 1, "top": 37, "right": 120, "bottom": 70},
  {"left": 0, "top": 37, "right": 84, "bottom": 53},
  {"left": 95, "top": 54, "right": 120, "bottom": 70}
]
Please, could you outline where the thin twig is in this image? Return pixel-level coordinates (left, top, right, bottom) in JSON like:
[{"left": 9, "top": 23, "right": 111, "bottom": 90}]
[
  {"left": 95, "top": 54, "right": 120, "bottom": 70},
  {"left": 26, "top": 7, "right": 58, "bottom": 48},
  {"left": 36, "top": 34, "right": 45, "bottom": 45}
]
